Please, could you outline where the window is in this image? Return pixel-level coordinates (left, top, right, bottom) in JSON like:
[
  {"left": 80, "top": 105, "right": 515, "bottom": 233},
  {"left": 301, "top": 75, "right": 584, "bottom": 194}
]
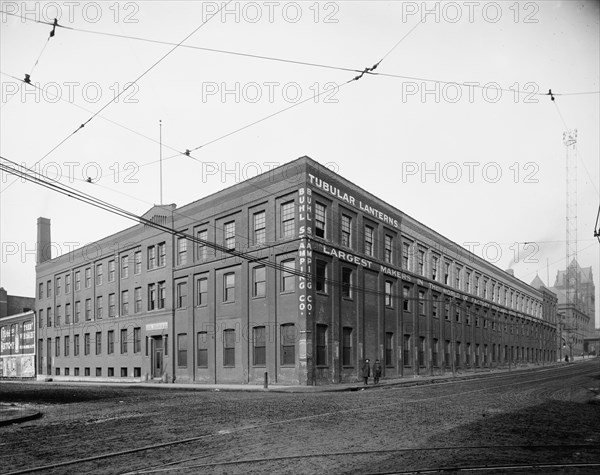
[
  {"left": 134, "top": 251, "right": 142, "bottom": 274},
  {"left": 108, "top": 293, "right": 116, "bottom": 318},
  {"left": 341, "top": 215, "right": 351, "bottom": 247},
  {"left": 95, "top": 332, "right": 101, "bottom": 355},
  {"left": 419, "top": 336, "right": 426, "bottom": 367},
  {"left": 121, "top": 255, "right": 129, "bottom": 278},
  {"left": 386, "top": 332, "right": 394, "bottom": 367},
  {"left": 85, "top": 267, "right": 91, "bottom": 288},
  {"left": 74, "top": 367, "right": 80, "bottom": 376},
  {"left": 455, "top": 266, "right": 461, "bottom": 290},
  {"left": 96, "top": 263, "right": 103, "bottom": 286},
  {"left": 65, "top": 274, "right": 71, "bottom": 293},
  {"left": 148, "top": 245, "right": 157, "bottom": 269},
  {"left": 432, "top": 339, "right": 439, "bottom": 367},
  {"left": 75, "top": 301, "right": 81, "bottom": 323},
  {"left": 107, "top": 367, "right": 114, "bottom": 377},
  {"left": 403, "top": 334, "right": 411, "bottom": 366},
  {"left": 418, "top": 290, "right": 425, "bottom": 315},
  {"left": 176, "top": 281, "right": 187, "bottom": 308},
  {"left": 432, "top": 295, "right": 438, "bottom": 318},
  {"left": 56, "top": 277, "right": 62, "bottom": 296},
  {"left": 47, "top": 280, "right": 51, "bottom": 297},
  {"left": 65, "top": 303, "right": 71, "bottom": 325},
  {"left": 224, "top": 273, "right": 235, "bottom": 302},
  {"left": 55, "top": 337, "right": 60, "bottom": 357},
  {"left": 444, "top": 262, "right": 450, "bottom": 285},
  {"left": 177, "top": 333, "right": 187, "bottom": 367},
  {"left": 316, "top": 324, "right": 327, "bottom": 366},
  {"left": 120, "top": 329, "right": 128, "bottom": 354},
  {"left": 134, "top": 287, "right": 142, "bottom": 313},
  {"left": 364, "top": 225, "right": 374, "bottom": 256},
  {"left": 224, "top": 221, "right": 235, "bottom": 250},
  {"left": 253, "top": 327, "right": 266, "bottom": 366},
  {"left": 196, "top": 278, "right": 208, "bottom": 306},
  {"left": 197, "top": 229, "right": 208, "bottom": 261},
  {"left": 385, "top": 281, "right": 393, "bottom": 307},
  {"left": 253, "top": 211, "right": 266, "bottom": 245},
  {"left": 281, "top": 201, "right": 295, "bottom": 237},
  {"left": 158, "top": 242, "right": 166, "bottom": 267},
  {"left": 431, "top": 255, "right": 439, "bottom": 281},
  {"left": 281, "top": 260, "right": 295, "bottom": 292},
  {"left": 107, "top": 331, "right": 114, "bottom": 354},
  {"left": 342, "top": 268, "right": 352, "bottom": 298},
  {"left": 177, "top": 237, "right": 187, "bottom": 265},
  {"left": 96, "top": 368, "right": 102, "bottom": 377},
  {"left": 417, "top": 250, "right": 425, "bottom": 275},
  {"left": 108, "top": 260, "right": 115, "bottom": 282},
  {"left": 85, "top": 299, "right": 91, "bottom": 321},
  {"left": 197, "top": 332, "right": 208, "bottom": 367},
  {"left": 342, "top": 327, "right": 353, "bottom": 366},
  {"left": 402, "top": 242, "right": 410, "bottom": 269},
  {"left": 315, "top": 202, "right": 326, "bottom": 238},
  {"left": 84, "top": 333, "right": 90, "bottom": 355},
  {"left": 74, "top": 334, "right": 80, "bottom": 356},
  {"left": 64, "top": 335, "right": 70, "bottom": 356},
  {"left": 281, "top": 324, "right": 296, "bottom": 365},
  {"left": 39, "top": 282, "right": 43, "bottom": 299},
  {"left": 148, "top": 283, "right": 157, "bottom": 310},
  {"left": 445, "top": 340, "right": 451, "bottom": 365},
  {"left": 456, "top": 306, "right": 461, "bottom": 322},
  {"left": 316, "top": 260, "right": 327, "bottom": 293},
  {"left": 403, "top": 286, "right": 410, "bottom": 312},
  {"left": 223, "top": 329, "right": 235, "bottom": 366},
  {"left": 158, "top": 281, "right": 166, "bottom": 309},
  {"left": 466, "top": 271, "right": 471, "bottom": 292},
  {"left": 38, "top": 309, "right": 43, "bottom": 328},
  {"left": 56, "top": 305, "right": 62, "bottom": 326},
  {"left": 253, "top": 266, "right": 266, "bottom": 297},
  {"left": 121, "top": 290, "right": 129, "bottom": 316},
  {"left": 384, "top": 235, "right": 393, "bottom": 263},
  {"left": 96, "top": 296, "right": 103, "bottom": 319},
  {"left": 134, "top": 328, "right": 141, "bottom": 353},
  {"left": 47, "top": 307, "right": 52, "bottom": 326}
]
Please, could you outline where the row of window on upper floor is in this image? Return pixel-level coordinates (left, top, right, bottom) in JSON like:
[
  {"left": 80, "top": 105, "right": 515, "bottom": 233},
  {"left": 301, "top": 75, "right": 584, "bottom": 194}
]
[{"left": 37, "top": 198, "right": 541, "bottom": 319}]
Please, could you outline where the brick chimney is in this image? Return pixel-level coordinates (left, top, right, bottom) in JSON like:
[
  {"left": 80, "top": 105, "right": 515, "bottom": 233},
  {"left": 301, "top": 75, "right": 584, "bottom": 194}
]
[{"left": 37, "top": 217, "right": 51, "bottom": 264}]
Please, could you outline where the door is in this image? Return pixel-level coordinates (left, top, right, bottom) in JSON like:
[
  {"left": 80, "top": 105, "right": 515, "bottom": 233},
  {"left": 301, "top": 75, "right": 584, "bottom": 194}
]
[
  {"left": 152, "top": 337, "right": 163, "bottom": 378},
  {"left": 46, "top": 338, "right": 52, "bottom": 375}
]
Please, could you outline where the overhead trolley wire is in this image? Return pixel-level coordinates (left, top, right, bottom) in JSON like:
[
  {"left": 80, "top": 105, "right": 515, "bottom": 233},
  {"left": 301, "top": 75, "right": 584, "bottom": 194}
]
[{"left": 0, "top": 1, "right": 231, "bottom": 194}]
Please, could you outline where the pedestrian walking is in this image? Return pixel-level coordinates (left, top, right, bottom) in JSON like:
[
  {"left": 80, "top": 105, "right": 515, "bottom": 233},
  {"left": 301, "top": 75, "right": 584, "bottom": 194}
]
[
  {"left": 362, "top": 358, "right": 371, "bottom": 385},
  {"left": 373, "top": 359, "right": 382, "bottom": 384}
]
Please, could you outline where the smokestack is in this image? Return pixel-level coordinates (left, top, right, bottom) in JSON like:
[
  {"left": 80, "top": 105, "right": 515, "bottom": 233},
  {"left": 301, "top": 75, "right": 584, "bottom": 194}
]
[
  {"left": 505, "top": 269, "right": 515, "bottom": 277},
  {"left": 37, "top": 217, "right": 51, "bottom": 264}
]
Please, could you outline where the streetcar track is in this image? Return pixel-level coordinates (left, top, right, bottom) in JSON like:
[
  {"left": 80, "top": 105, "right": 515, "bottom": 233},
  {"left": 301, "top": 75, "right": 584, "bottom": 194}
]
[{"left": 3, "top": 362, "right": 599, "bottom": 475}]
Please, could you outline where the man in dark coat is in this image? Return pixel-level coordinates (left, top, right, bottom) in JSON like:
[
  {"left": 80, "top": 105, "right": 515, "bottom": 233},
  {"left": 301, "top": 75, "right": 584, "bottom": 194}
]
[
  {"left": 362, "top": 358, "right": 371, "bottom": 385},
  {"left": 373, "top": 359, "right": 382, "bottom": 384}
]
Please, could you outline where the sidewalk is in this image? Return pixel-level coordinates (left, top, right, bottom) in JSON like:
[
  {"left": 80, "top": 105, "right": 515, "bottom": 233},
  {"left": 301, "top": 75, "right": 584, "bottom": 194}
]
[{"left": 2, "top": 359, "right": 594, "bottom": 425}]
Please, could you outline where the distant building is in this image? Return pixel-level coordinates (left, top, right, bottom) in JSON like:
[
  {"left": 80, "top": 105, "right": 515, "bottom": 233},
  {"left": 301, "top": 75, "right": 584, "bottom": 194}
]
[
  {"left": 0, "top": 287, "right": 35, "bottom": 318},
  {"left": 0, "top": 311, "right": 36, "bottom": 378},
  {"left": 549, "top": 260, "right": 596, "bottom": 357},
  {"left": 35, "top": 156, "right": 558, "bottom": 385}
]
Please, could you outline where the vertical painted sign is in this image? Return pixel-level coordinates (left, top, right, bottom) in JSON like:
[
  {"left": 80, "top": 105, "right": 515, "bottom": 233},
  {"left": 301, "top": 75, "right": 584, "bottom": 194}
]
[{"left": 298, "top": 187, "right": 313, "bottom": 383}]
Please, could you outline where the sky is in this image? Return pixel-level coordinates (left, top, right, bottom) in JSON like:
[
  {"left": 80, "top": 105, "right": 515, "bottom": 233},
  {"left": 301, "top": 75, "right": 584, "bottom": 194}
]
[{"left": 1, "top": 1, "right": 599, "bottom": 327}]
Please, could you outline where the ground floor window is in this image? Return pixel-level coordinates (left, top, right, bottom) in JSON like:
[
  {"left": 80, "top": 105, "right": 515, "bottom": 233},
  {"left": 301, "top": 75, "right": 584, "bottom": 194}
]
[
  {"left": 253, "top": 326, "right": 266, "bottom": 366},
  {"left": 342, "top": 327, "right": 353, "bottom": 366},
  {"left": 281, "top": 324, "right": 296, "bottom": 365},
  {"left": 223, "top": 329, "right": 235, "bottom": 367},
  {"left": 316, "top": 324, "right": 327, "bottom": 366},
  {"left": 385, "top": 332, "right": 393, "bottom": 367}
]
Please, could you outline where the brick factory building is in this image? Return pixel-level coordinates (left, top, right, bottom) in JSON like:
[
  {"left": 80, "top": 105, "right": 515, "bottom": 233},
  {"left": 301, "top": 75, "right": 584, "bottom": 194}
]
[{"left": 35, "top": 156, "right": 558, "bottom": 385}]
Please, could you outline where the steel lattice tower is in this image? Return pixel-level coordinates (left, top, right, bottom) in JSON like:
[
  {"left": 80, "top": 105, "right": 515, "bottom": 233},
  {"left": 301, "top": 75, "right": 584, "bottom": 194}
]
[{"left": 564, "top": 129, "right": 578, "bottom": 322}]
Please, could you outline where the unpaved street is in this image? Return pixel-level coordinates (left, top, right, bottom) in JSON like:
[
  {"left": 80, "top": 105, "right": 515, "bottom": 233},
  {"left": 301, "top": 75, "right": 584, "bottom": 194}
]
[{"left": 1, "top": 361, "right": 600, "bottom": 474}]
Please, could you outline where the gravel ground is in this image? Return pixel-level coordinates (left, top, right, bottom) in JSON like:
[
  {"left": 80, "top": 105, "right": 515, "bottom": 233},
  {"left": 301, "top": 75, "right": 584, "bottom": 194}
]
[{"left": 1, "top": 360, "right": 599, "bottom": 474}]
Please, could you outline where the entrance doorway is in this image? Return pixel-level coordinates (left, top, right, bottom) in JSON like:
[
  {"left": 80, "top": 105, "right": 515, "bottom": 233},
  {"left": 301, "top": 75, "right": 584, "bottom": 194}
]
[{"left": 152, "top": 336, "right": 163, "bottom": 378}]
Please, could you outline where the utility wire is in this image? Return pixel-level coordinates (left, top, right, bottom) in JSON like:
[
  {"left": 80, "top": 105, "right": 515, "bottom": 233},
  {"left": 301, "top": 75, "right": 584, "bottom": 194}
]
[
  {"left": 1, "top": 2, "right": 230, "bottom": 194},
  {"left": 1, "top": 156, "right": 560, "bottom": 324}
]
